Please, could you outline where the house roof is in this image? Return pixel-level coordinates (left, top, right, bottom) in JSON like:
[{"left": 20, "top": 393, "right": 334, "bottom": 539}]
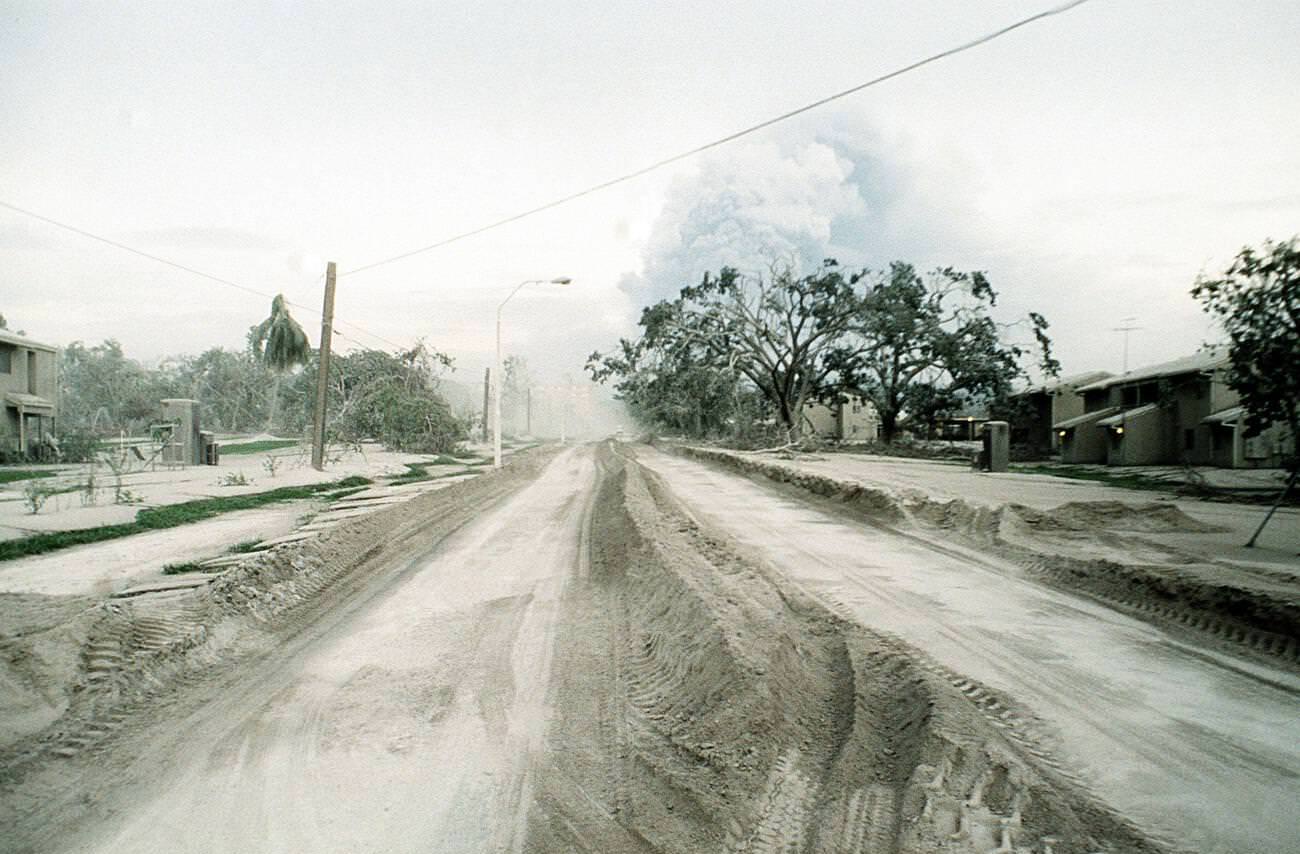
[
  {"left": 0, "top": 329, "right": 57, "bottom": 352},
  {"left": 1202, "top": 405, "right": 1244, "bottom": 426},
  {"left": 1053, "top": 406, "right": 1119, "bottom": 430},
  {"left": 1018, "top": 370, "right": 1114, "bottom": 397},
  {"left": 1096, "top": 403, "right": 1161, "bottom": 427},
  {"left": 4, "top": 392, "right": 55, "bottom": 412},
  {"left": 1077, "top": 350, "right": 1227, "bottom": 393}
]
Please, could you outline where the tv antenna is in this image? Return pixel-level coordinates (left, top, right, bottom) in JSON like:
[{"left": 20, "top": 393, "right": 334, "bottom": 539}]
[{"left": 1112, "top": 317, "right": 1142, "bottom": 374}]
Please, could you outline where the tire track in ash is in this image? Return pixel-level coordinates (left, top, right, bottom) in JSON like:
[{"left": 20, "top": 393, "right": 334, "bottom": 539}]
[
  {"left": 60, "top": 448, "right": 595, "bottom": 854},
  {"left": 636, "top": 446, "right": 1300, "bottom": 854}
]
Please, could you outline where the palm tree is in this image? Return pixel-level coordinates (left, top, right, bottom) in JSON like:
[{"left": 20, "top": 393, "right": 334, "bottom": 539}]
[{"left": 250, "top": 294, "right": 311, "bottom": 432}]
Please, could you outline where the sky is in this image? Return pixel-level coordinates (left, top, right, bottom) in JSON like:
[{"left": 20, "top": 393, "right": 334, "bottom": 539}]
[{"left": 2, "top": 0, "right": 1299, "bottom": 392}]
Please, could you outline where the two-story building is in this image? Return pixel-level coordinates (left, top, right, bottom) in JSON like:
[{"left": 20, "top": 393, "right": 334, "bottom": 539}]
[
  {"left": 1055, "top": 350, "right": 1292, "bottom": 468},
  {"left": 803, "top": 396, "right": 880, "bottom": 442},
  {"left": 0, "top": 330, "right": 59, "bottom": 457},
  {"left": 1009, "top": 370, "right": 1113, "bottom": 455}
]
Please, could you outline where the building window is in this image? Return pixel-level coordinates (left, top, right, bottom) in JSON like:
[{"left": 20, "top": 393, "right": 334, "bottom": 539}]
[
  {"left": 0, "top": 346, "right": 11, "bottom": 373},
  {"left": 1184, "top": 429, "right": 1195, "bottom": 451}
]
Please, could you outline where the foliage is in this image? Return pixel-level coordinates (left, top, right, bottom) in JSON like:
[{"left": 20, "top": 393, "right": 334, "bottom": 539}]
[
  {"left": 248, "top": 294, "right": 311, "bottom": 431},
  {"left": 161, "top": 561, "right": 208, "bottom": 575},
  {"left": 59, "top": 340, "right": 182, "bottom": 433},
  {"left": 827, "top": 263, "right": 1059, "bottom": 442},
  {"left": 590, "top": 259, "right": 861, "bottom": 439},
  {"left": 286, "top": 341, "right": 467, "bottom": 454},
  {"left": 171, "top": 347, "right": 271, "bottom": 432},
  {"left": 590, "top": 258, "right": 1057, "bottom": 444},
  {"left": 218, "top": 472, "right": 252, "bottom": 486},
  {"left": 22, "top": 479, "right": 56, "bottom": 514},
  {"left": 249, "top": 294, "right": 310, "bottom": 373},
  {"left": 227, "top": 539, "right": 264, "bottom": 554},
  {"left": 1192, "top": 237, "right": 1300, "bottom": 469},
  {"left": 54, "top": 425, "right": 101, "bottom": 463}
]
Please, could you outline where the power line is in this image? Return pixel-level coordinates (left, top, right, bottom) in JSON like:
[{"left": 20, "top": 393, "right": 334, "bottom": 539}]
[
  {"left": 342, "top": 0, "right": 1096, "bottom": 278},
  {"left": 0, "top": 199, "right": 407, "bottom": 353}
]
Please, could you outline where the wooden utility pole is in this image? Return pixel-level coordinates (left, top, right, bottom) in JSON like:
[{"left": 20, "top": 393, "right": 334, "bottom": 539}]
[
  {"left": 310, "top": 262, "right": 337, "bottom": 471},
  {"left": 526, "top": 386, "right": 532, "bottom": 436},
  {"left": 481, "top": 368, "right": 491, "bottom": 442}
]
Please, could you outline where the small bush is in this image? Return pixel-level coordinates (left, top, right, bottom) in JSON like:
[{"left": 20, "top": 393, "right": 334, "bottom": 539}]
[
  {"left": 161, "top": 561, "right": 208, "bottom": 575},
  {"left": 55, "top": 427, "right": 102, "bottom": 463},
  {"left": 23, "top": 480, "right": 56, "bottom": 514}
]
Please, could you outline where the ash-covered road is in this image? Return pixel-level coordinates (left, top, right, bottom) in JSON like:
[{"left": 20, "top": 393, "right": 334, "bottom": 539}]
[
  {"left": 635, "top": 446, "right": 1300, "bottom": 854},
  {"left": 8, "top": 442, "right": 1296, "bottom": 854},
  {"left": 46, "top": 448, "right": 597, "bottom": 854}
]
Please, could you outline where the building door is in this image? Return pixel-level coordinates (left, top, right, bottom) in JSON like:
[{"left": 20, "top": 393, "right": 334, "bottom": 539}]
[{"left": 27, "top": 351, "right": 36, "bottom": 395}]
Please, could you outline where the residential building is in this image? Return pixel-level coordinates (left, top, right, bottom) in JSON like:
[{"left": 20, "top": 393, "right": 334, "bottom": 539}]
[
  {"left": 0, "top": 329, "right": 59, "bottom": 456},
  {"left": 1056, "top": 350, "right": 1293, "bottom": 468},
  {"left": 1009, "top": 370, "right": 1113, "bottom": 455},
  {"left": 803, "top": 397, "right": 880, "bottom": 441}
]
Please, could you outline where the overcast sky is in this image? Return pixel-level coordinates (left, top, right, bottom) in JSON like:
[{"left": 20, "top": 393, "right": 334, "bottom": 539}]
[{"left": 2, "top": 0, "right": 1298, "bottom": 388}]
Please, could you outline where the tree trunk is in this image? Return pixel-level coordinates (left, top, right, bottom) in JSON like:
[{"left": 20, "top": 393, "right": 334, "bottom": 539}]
[
  {"left": 266, "top": 374, "right": 281, "bottom": 433},
  {"left": 881, "top": 410, "right": 898, "bottom": 443}
]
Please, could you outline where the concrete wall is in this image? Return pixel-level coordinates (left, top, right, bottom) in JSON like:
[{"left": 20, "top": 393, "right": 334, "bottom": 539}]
[
  {"left": 802, "top": 399, "right": 879, "bottom": 441},
  {"left": 1059, "top": 411, "right": 1112, "bottom": 463},
  {"left": 0, "top": 344, "right": 57, "bottom": 401},
  {"left": 1106, "top": 405, "right": 1166, "bottom": 466},
  {"left": 803, "top": 403, "right": 837, "bottom": 438}
]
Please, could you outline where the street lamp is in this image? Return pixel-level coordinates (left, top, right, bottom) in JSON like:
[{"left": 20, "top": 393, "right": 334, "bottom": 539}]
[{"left": 496, "top": 277, "right": 571, "bottom": 468}]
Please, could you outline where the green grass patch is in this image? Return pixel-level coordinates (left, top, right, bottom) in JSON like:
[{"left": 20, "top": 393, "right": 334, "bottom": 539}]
[
  {"left": 226, "top": 539, "right": 263, "bottom": 554},
  {"left": 0, "top": 469, "right": 58, "bottom": 484},
  {"left": 387, "top": 459, "right": 478, "bottom": 484},
  {"left": 324, "top": 486, "right": 369, "bottom": 500},
  {"left": 0, "top": 476, "right": 374, "bottom": 563},
  {"left": 219, "top": 439, "right": 301, "bottom": 456},
  {"left": 161, "top": 561, "right": 209, "bottom": 575}
]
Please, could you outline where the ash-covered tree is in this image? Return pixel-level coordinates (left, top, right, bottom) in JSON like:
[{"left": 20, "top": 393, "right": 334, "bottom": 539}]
[
  {"left": 589, "top": 259, "right": 863, "bottom": 441},
  {"left": 59, "top": 340, "right": 182, "bottom": 431},
  {"left": 249, "top": 294, "right": 311, "bottom": 432},
  {"left": 502, "top": 355, "right": 532, "bottom": 435},
  {"left": 280, "top": 340, "right": 465, "bottom": 454},
  {"left": 1193, "top": 237, "right": 1300, "bottom": 544},
  {"left": 827, "top": 263, "right": 1059, "bottom": 442},
  {"left": 587, "top": 320, "right": 755, "bottom": 438}
]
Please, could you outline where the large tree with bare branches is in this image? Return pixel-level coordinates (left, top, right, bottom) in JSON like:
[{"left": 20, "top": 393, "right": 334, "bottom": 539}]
[
  {"left": 827, "top": 263, "right": 1058, "bottom": 442},
  {"left": 590, "top": 260, "right": 862, "bottom": 440}
]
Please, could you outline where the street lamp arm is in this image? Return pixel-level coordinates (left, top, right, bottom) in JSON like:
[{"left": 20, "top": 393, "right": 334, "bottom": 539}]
[{"left": 499, "top": 278, "right": 544, "bottom": 314}]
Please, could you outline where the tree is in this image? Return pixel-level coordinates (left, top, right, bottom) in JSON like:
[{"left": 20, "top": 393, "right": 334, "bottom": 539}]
[
  {"left": 502, "top": 355, "right": 531, "bottom": 435},
  {"left": 588, "top": 332, "right": 755, "bottom": 438},
  {"left": 827, "top": 263, "right": 1059, "bottom": 442},
  {"left": 249, "top": 294, "right": 311, "bottom": 432},
  {"left": 590, "top": 259, "right": 863, "bottom": 441},
  {"left": 59, "top": 340, "right": 181, "bottom": 432},
  {"left": 278, "top": 340, "right": 464, "bottom": 453},
  {"left": 172, "top": 347, "right": 271, "bottom": 432},
  {"left": 1193, "top": 237, "right": 1300, "bottom": 545}
]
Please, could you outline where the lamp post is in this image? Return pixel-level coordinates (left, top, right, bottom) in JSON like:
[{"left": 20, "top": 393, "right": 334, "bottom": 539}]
[{"left": 496, "top": 277, "right": 571, "bottom": 468}]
